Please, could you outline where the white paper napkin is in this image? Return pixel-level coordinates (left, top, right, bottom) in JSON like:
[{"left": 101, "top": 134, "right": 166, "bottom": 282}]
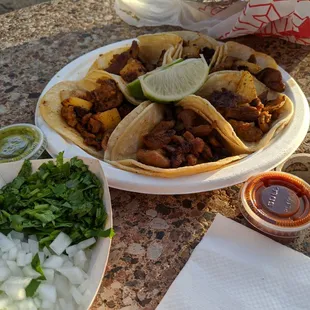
[{"left": 157, "top": 214, "right": 310, "bottom": 310}]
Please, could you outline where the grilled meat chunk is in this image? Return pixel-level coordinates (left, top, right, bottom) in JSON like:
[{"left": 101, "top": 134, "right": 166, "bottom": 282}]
[
  {"left": 118, "top": 102, "right": 135, "bottom": 119},
  {"left": 105, "top": 41, "right": 139, "bottom": 75},
  {"left": 137, "top": 149, "right": 171, "bottom": 168},
  {"left": 120, "top": 58, "right": 146, "bottom": 83},
  {"left": 61, "top": 106, "right": 77, "bottom": 127},
  {"left": 201, "top": 144, "right": 213, "bottom": 160},
  {"left": 171, "top": 152, "right": 185, "bottom": 168},
  {"left": 208, "top": 135, "right": 222, "bottom": 148},
  {"left": 152, "top": 120, "right": 176, "bottom": 134},
  {"left": 223, "top": 106, "right": 260, "bottom": 122},
  {"left": 208, "top": 88, "right": 247, "bottom": 109},
  {"left": 229, "top": 119, "right": 263, "bottom": 142},
  {"left": 84, "top": 138, "right": 102, "bottom": 150},
  {"left": 143, "top": 129, "right": 176, "bottom": 150},
  {"left": 190, "top": 124, "right": 213, "bottom": 137},
  {"left": 177, "top": 109, "right": 197, "bottom": 129},
  {"left": 74, "top": 106, "right": 89, "bottom": 118},
  {"left": 255, "top": 68, "right": 285, "bottom": 92},
  {"left": 258, "top": 111, "right": 272, "bottom": 133},
  {"left": 76, "top": 124, "right": 96, "bottom": 139},
  {"left": 250, "top": 98, "right": 264, "bottom": 113},
  {"left": 87, "top": 118, "right": 102, "bottom": 134},
  {"left": 263, "top": 95, "right": 285, "bottom": 113},
  {"left": 81, "top": 113, "right": 92, "bottom": 126},
  {"left": 191, "top": 137, "right": 205, "bottom": 156},
  {"left": 202, "top": 47, "right": 215, "bottom": 63},
  {"left": 248, "top": 54, "right": 256, "bottom": 64},
  {"left": 91, "top": 78, "right": 123, "bottom": 112},
  {"left": 156, "top": 49, "right": 166, "bottom": 67},
  {"left": 186, "top": 154, "right": 198, "bottom": 166},
  {"left": 101, "top": 129, "right": 113, "bottom": 151}
]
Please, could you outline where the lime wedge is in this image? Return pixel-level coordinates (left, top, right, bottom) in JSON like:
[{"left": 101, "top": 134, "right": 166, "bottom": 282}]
[
  {"left": 139, "top": 58, "right": 209, "bottom": 103},
  {"left": 127, "top": 79, "right": 145, "bottom": 100},
  {"left": 127, "top": 59, "right": 184, "bottom": 100}
]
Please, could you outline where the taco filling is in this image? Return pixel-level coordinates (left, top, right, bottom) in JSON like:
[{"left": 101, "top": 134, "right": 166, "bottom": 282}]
[
  {"left": 60, "top": 78, "right": 134, "bottom": 151},
  {"left": 104, "top": 40, "right": 167, "bottom": 82},
  {"left": 207, "top": 88, "right": 286, "bottom": 143},
  {"left": 136, "top": 106, "right": 232, "bottom": 168},
  {"left": 181, "top": 39, "right": 215, "bottom": 64},
  {"left": 211, "top": 54, "right": 285, "bottom": 92}
]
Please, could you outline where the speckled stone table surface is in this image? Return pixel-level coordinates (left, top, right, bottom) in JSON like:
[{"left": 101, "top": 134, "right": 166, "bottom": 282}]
[{"left": 0, "top": 1, "right": 310, "bottom": 309}]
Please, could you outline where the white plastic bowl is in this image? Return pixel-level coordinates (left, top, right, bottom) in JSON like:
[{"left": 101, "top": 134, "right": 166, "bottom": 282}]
[{"left": 0, "top": 157, "right": 113, "bottom": 309}]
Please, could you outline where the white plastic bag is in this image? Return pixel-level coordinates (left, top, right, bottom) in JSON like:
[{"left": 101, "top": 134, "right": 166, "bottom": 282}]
[{"left": 115, "top": 0, "right": 310, "bottom": 45}]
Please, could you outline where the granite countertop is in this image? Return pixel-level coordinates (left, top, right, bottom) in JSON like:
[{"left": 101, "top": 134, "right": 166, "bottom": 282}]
[{"left": 0, "top": 1, "right": 310, "bottom": 309}]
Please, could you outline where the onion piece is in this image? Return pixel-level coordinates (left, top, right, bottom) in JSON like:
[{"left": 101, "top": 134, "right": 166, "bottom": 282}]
[{"left": 50, "top": 232, "right": 72, "bottom": 256}]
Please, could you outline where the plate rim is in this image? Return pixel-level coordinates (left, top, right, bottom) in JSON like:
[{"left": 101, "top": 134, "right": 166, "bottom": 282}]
[{"left": 35, "top": 38, "right": 310, "bottom": 195}]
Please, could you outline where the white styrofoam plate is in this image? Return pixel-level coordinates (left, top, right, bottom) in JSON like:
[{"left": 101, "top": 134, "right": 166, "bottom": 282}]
[
  {"left": 35, "top": 39, "right": 310, "bottom": 195},
  {"left": 0, "top": 158, "right": 112, "bottom": 309}
]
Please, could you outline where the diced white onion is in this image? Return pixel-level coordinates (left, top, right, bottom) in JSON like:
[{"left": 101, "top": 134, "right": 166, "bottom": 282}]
[
  {"left": 0, "top": 233, "right": 15, "bottom": 252},
  {"left": 77, "top": 238, "right": 96, "bottom": 250},
  {"left": 43, "top": 247, "right": 52, "bottom": 257},
  {"left": 37, "top": 283, "right": 57, "bottom": 303},
  {"left": 66, "top": 245, "right": 78, "bottom": 257},
  {"left": 22, "top": 265, "right": 40, "bottom": 279},
  {"left": 24, "top": 253, "right": 32, "bottom": 266},
  {"left": 50, "top": 232, "right": 72, "bottom": 256},
  {"left": 43, "top": 255, "right": 64, "bottom": 269},
  {"left": 8, "top": 231, "right": 24, "bottom": 241},
  {"left": 78, "top": 279, "right": 89, "bottom": 294},
  {"left": 70, "top": 286, "right": 82, "bottom": 305},
  {"left": 1, "top": 231, "right": 95, "bottom": 309},
  {"left": 74, "top": 250, "right": 87, "bottom": 270},
  {"left": 43, "top": 268, "right": 55, "bottom": 283},
  {"left": 0, "top": 266, "right": 11, "bottom": 281},
  {"left": 28, "top": 235, "right": 37, "bottom": 242},
  {"left": 16, "top": 251, "right": 26, "bottom": 267},
  {"left": 9, "top": 247, "right": 18, "bottom": 261},
  {"left": 21, "top": 242, "right": 30, "bottom": 253},
  {"left": 38, "top": 252, "right": 45, "bottom": 264},
  {"left": 28, "top": 239, "right": 39, "bottom": 255},
  {"left": 6, "top": 261, "right": 23, "bottom": 277},
  {"left": 57, "top": 267, "right": 85, "bottom": 285}
]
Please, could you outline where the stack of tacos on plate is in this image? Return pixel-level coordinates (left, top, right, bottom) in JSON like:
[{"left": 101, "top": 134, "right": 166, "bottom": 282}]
[{"left": 39, "top": 30, "right": 294, "bottom": 178}]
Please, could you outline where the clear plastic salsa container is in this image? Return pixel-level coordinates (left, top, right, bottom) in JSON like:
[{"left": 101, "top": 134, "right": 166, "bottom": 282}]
[
  {"left": 0, "top": 123, "right": 47, "bottom": 163},
  {"left": 240, "top": 171, "right": 310, "bottom": 243}
]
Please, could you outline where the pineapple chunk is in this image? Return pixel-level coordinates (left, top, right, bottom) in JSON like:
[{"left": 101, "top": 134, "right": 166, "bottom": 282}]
[
  {"left": 236, "top": 71, "right": 257, "bottom": 102},
  {"left": 94, "top": 108, "right": 121, "bottom": 130},
  {"left": 62, "top": 97, "right": 92, "bottom": 110}
]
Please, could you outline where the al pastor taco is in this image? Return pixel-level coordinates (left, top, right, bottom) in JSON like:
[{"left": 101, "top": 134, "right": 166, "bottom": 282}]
[
  {"left": 210, "top": 41, "right": 285, "bottom": 92},
  {"left": 168, "top": 30, "right": 220, "bottom": 64},
  {"left": 40, "top": 72, "right": 150, "bottom": 158},
  {"left": 88, "top": 33, "right": 183, "bottom": 83},
  {"left": 196, "top": 70, "right": 294, "bottom": 153},
  {"left": 104, "top": 97, "right": 245, "bottom": 178}
]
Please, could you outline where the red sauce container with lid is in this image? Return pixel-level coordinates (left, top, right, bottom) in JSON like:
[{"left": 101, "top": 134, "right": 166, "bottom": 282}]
[{"left": 240, "top": 171, "right": 310, "bottom": 243}]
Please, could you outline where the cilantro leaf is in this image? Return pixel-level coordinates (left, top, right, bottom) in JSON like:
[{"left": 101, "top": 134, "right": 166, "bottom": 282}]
[{"left": 0, "top": 152, "right": 111, "bottom": 246}]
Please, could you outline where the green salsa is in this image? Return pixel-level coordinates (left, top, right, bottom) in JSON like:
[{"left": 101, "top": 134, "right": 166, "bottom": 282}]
[{"left": 0, "top": 126, "right": 42, "bottom": 163}]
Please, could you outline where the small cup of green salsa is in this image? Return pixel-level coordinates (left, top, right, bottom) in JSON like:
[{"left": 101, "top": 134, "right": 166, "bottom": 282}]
[{"left": 0, "top": 124, "right": 46, "bottom": 163}]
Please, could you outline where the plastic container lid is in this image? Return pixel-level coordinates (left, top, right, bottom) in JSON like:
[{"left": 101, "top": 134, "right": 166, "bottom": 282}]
[
  {"left": 0, "top": 123, "right": 47, "bottom": 163},
  {"left": 276, "top": 153, "right": 310, "bottom": 184},
  {"left": 240, "top": 171, "right": 310, "bottom": 237}
]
